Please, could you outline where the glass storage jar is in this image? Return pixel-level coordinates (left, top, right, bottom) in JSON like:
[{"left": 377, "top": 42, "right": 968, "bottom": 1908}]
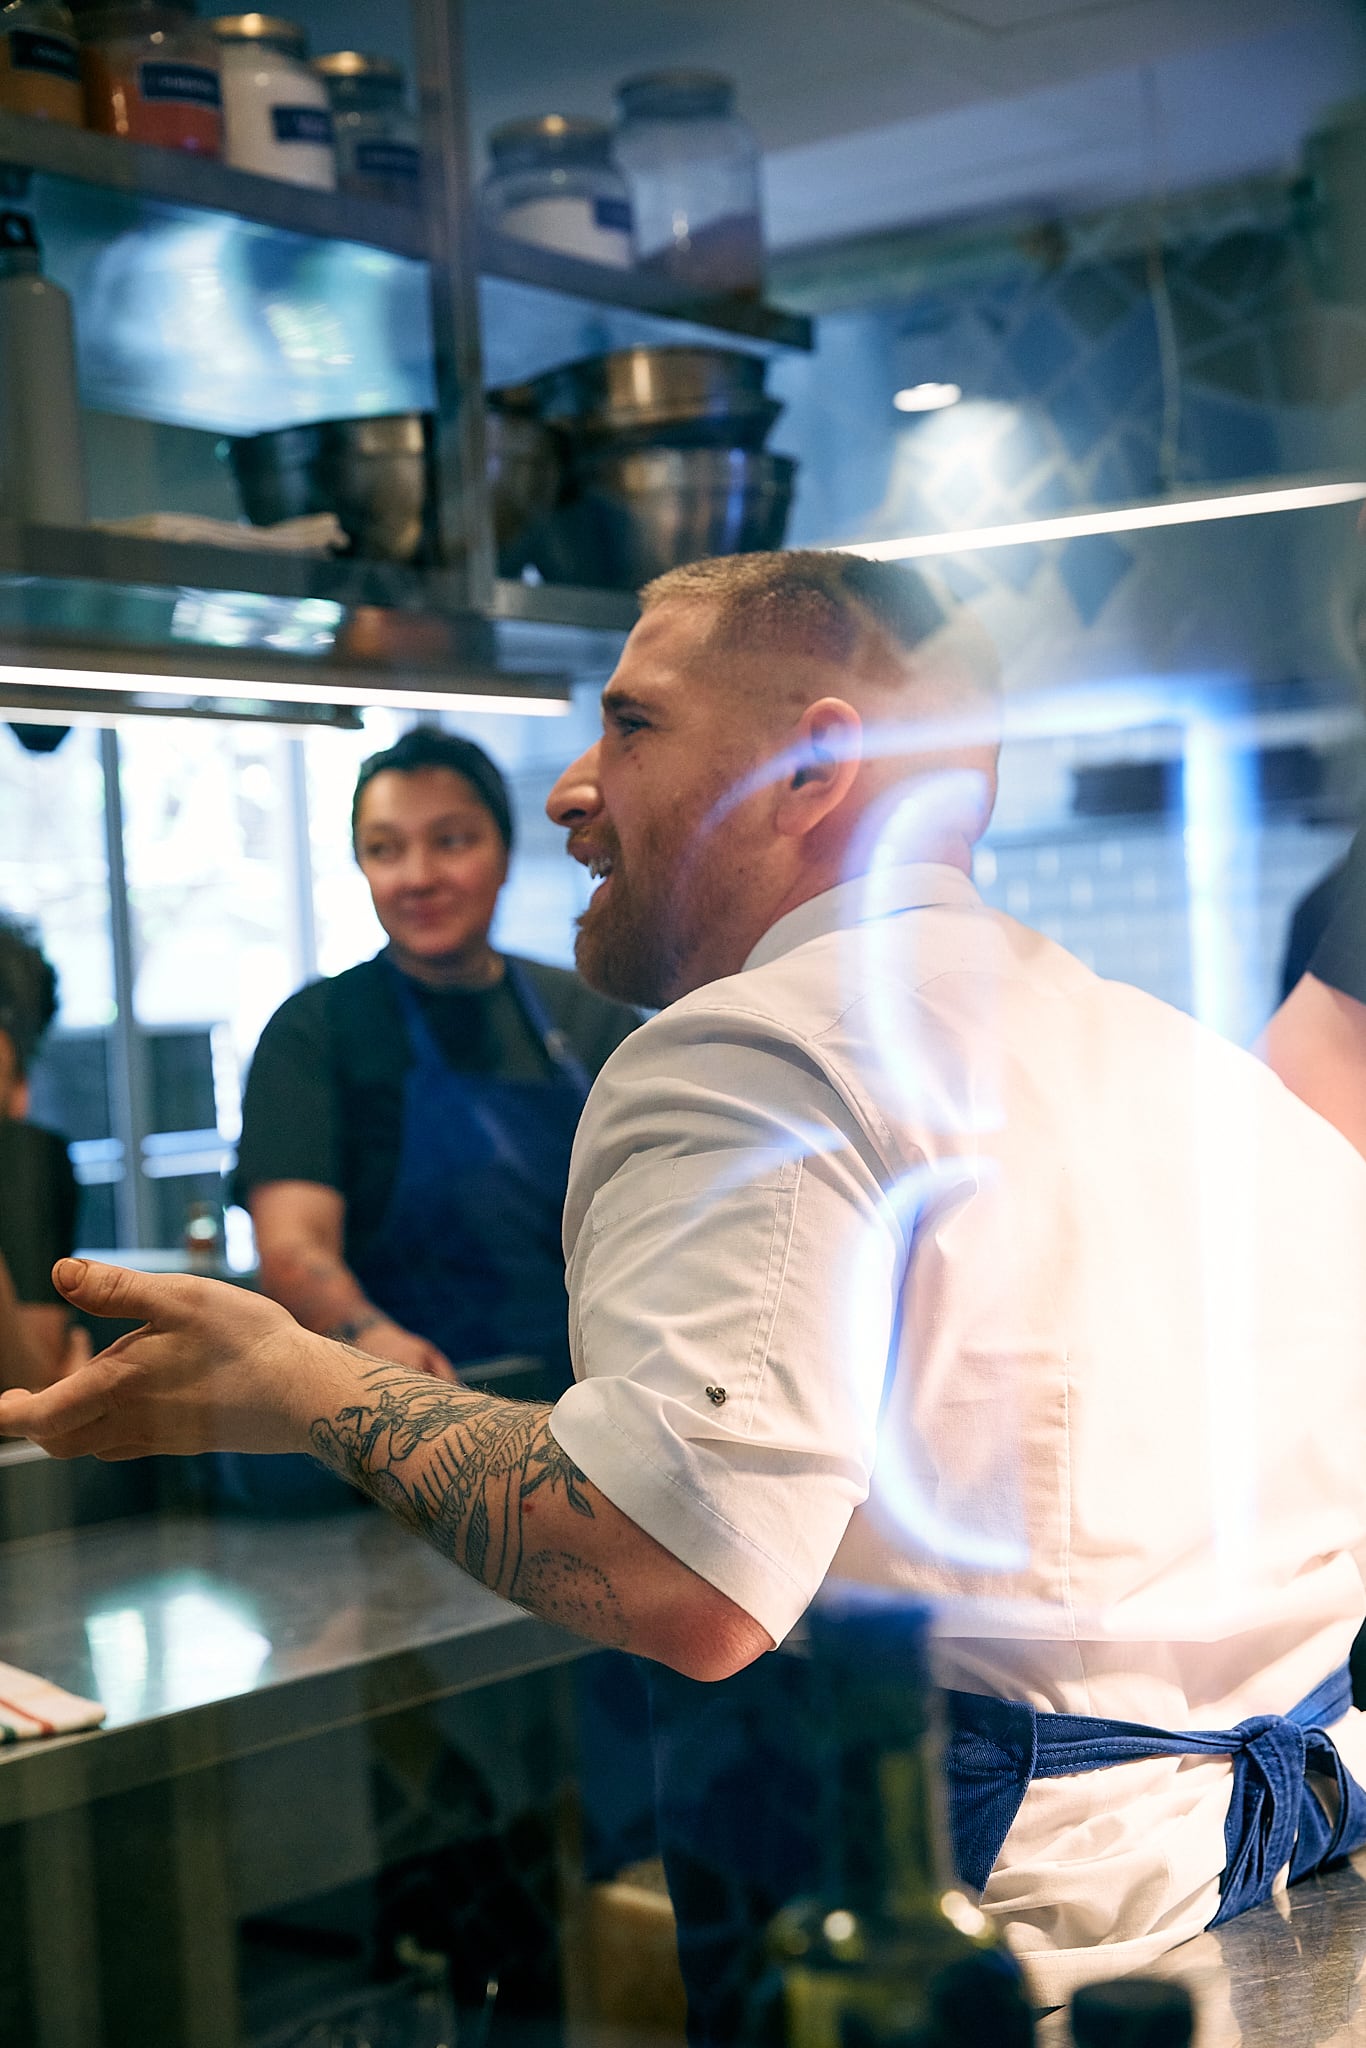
[
  {"left": 212, "top": 14, "right": 334, "bottom": 188},
  {"left": 313, "top": 50, "right": 419, "bottom": 206},
  {"left": 480, "top": 115, "right": 633, "bottom": 268},
  {"left": 0, "top": 1, "right": 82, "bottom": 124},
  {"left": 613, "top": 70, "right": 764, "bottom": 297},
  {"left": 71, "top": 0, "right": 222, "bottom": 153}
]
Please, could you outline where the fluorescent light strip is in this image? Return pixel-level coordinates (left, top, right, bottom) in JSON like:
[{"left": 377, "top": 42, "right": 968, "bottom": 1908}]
[
  {"left": 0, "top": 661, "right": 569, "bottom": 717},
  {"left": 836, "top": 477, "right": 1366, "bottom": 562}
]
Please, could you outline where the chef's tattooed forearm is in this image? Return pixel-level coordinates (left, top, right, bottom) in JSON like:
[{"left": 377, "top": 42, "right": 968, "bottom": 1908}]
[{"left": 307, "top": 1365, "right": 626, "bottom": 1644}]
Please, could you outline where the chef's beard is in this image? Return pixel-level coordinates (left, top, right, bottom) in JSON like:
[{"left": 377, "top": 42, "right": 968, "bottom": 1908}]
[{"left": 573, "top": 818, "right": 720, "bottom": 1009}]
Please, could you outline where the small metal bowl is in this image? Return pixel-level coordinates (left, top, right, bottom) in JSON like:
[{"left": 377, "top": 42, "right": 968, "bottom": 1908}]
[
  {"left": 485, "top": 405, "right": 562, "bottom": 560},
  {"left": 226, "top": 422, "right": 327, "bottom": 527}
]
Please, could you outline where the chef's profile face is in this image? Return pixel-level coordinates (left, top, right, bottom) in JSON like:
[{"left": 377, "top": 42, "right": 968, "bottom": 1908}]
[
  {"left": 354, "top": 766, "right": 509, "bottom": 972},
  {"left": 547, "top": 599, "right": 786, "bottom": 1007}
]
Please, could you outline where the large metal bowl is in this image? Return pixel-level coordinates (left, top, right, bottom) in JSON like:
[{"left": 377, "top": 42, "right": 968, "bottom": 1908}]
[
  {"left": 533, "top": 345, "right": 779, "bottom": 448},
  {"left": 228, "top": 412, "right": 432, "bottom": 560},
  {"left": 573, "top": 446, "right": 796, "bottom": 589},
  {"left": 316, "top": 413, "right": 431, "bottom": 562}
]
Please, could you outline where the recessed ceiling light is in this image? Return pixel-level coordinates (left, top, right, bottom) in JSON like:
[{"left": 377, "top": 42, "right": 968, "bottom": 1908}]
[{"left": 893, "top": 381, "right": 962, "bottom": 413}]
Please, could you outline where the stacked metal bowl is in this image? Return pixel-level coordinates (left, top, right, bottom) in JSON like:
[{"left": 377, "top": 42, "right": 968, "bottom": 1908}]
[{"left": 499, "top": 345, "right": 796, "bottom": 589}]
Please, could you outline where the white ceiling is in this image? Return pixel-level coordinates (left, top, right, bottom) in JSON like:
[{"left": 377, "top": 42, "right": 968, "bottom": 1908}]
[{"left": 461, "top": 0, "right": 1366, "bottom": 249}]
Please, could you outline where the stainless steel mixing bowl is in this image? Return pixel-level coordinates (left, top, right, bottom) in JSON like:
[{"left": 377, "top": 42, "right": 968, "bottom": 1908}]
[
  {"left": 574, "top": 446, "right": 796, "bottom": 589},
  {"left": 228, "top": 412, "right": 431, "bottom": 559},
  {"left": 316, "top": 412, "right": 431, "bottom": 562},
  {"left": 533, "top": 345, "right": 779, "bottom": 448},
  {"left": 226, "top": 422, "right": 328, "bottom": 527}
]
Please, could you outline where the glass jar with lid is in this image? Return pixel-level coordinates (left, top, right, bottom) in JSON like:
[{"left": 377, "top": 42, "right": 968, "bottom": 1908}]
[
  {"left": 313, "top": 50, "right": 419, "bottom": 207},
  {"left": 480, "top": 115, "right": 633, "bottom": 269},
  {"left": 613, "top": 70, "right": 764, "bottom": 297},
  {"left": 71, "top": 0, "right": 223, "bottom": 153},
  {"left": 212, "top": 14, "right": 334, "bottom": 187},
  {"left": 0, "top": 2, "right": 82, "bottom": 124}
]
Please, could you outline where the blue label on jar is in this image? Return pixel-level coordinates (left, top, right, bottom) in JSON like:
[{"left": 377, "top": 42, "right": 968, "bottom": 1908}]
[
  {"left": 7, "top": 30, "right": 79, "bottom": 82},
  {"left": 138, "top": 61, "right": 221, "bottom": 109},
  {"left": 593, "top": 195, "right": 633, "bottom": 234},
  {"left": 354, "top": 139, "right": 420, "bottom": 181},
  {"left": 271, "top": 104, "right": 334, "bottom": 147}
]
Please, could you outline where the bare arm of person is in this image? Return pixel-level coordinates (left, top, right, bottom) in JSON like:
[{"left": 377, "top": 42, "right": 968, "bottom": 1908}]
[
  {"left": 1261, "top": 973, "right": 1366, "bottom": 1161},
  {"left": 0, "top": 1260, "right": 772, "bottom": 1682},
  {"left": 249, "top": 1179, "right": 456, "bottom": 1381}
]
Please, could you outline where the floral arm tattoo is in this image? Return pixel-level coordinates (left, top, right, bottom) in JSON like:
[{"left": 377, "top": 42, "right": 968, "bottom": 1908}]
[{"left": 307, "top": 1364, "right": 629, "bottom": 1647}]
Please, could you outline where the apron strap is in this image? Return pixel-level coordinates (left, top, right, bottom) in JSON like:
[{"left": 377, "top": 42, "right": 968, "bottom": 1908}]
[
  {"left": 944, "top": 1662, "right": 1366, "bottom": 1920},
  {"left": 504, "top": 958, "right": 593, "bottom": 1103}
]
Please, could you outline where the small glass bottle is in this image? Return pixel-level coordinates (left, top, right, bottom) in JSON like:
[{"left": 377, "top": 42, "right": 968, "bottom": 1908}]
[
  {"left": 480, "top": 115, "right": 633, "bottom": 269},
  {"left": 613, "top": 70, "right": 764, "bottom": 298},
  {"left": 212, "top": 14, "right": 333, "bottom": 188},
  {"left": 744, "top": 1595, "right": 1035, "bottom": 2048},
  {"left": 313, "top": 50, "right": 420, "bottom": 207},
  {"left": 71, "top": 0, "right": 223, "bottom": 154},
  {"left": 0, "top": 1, "right": 82, "bottom": 124},
  {"left": 183, "top": 1199, "right": 222, "bottom": 1271}
]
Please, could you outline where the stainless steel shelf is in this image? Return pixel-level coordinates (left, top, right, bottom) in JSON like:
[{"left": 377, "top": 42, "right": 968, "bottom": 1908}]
[
  {"left": 477, "top": 228, "right": 815, "bottom": 352},
  {"left": 0, "top": 106, "right": 428, "bottom": 258},
  {"left": 0, "top": 519, "right": 471, "bottom": 609},
  {"left": 0, "top": 112, "right": 812, "bottom": 351},
  {"left": 492, "top": 577, "right": 639, "bottom": 633}
]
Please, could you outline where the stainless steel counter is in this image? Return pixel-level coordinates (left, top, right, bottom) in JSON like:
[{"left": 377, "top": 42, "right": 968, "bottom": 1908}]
[
  {"left": 1038, "top": 1853, "right": 1366, "bottom": 2046},
  {"left": 0, "top": 1507, "right": 585, "bottom": 1824}
]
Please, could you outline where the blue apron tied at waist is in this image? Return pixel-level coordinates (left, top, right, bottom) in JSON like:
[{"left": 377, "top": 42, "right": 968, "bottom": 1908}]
[{"left": 945, "top": 1661, "right": 1366, "bottom": 1921}]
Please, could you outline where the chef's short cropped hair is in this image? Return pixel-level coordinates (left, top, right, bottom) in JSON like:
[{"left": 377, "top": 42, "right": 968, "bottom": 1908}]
[
  {"left": 351, "top": 727, "right": 514, "bottom": 854},
  {"left": 0, "top": 913, "right": 58, "bottom": 1075},
  {"left": 642, "top": 550, "right": 1001, "bottom": 735}
]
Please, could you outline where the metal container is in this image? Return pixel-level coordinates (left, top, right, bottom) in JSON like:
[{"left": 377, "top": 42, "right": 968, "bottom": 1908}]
[
  {"left": 316, "top": 411, "right": 430, "bottom": 561},
  {"left": 226, "top": 420, "right": 326, "bottom": 525},
  {"left": 485, "top": 403, "right": 561, "bottom": 554},
  {"left": 534, "top": 344, "right": 779, "bottom": 447},
  {"left": 227, "top": 411, "right": 431, "bottom": 558},
  {"left": 574, "top": 445, "right": 795, "bottom": 588}
]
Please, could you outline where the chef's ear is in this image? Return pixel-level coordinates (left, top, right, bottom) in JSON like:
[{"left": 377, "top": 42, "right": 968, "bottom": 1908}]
[{"left": 775, "top": 698, "right": 862, "bottom": 837}]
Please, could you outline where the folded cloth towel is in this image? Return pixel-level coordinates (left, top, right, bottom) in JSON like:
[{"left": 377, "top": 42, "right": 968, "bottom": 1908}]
[{"left": 0, "top": 1661, "right": 104, "bottom": 1742}]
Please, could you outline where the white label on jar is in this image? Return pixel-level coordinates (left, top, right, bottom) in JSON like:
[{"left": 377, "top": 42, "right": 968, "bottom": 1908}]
[
  {"left": 498, "top": 195, "right": 632, "bottom": 268},
  {"left": 271, "top": 104, "right": 334, "bottom": 147},
  {"left": 138, "top": 61, "right": 221, "bottom": 107},
  {"left": 355, "top": 139, "right": 420, "bottom": 182}
]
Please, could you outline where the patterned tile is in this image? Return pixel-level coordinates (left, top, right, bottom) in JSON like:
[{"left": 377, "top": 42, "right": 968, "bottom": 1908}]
[{"left": 1057, "top": 532, "right": 1134, "bottom": 625}]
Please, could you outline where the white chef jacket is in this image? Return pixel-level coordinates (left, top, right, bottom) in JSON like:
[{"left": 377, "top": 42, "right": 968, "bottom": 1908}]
[{"left": 549, "top": 860, "right": 1366, "bottom": 2004}]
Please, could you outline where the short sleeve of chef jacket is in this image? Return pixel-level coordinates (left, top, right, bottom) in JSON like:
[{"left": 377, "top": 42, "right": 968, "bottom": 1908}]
[{"left": 547, "top": 990, "right": 904, "bottom": 1648}]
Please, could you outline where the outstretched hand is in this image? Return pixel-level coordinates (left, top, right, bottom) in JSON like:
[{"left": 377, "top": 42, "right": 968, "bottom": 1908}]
[{"left": 0, "top": 1259, "right": 355, "bottom": 1461}]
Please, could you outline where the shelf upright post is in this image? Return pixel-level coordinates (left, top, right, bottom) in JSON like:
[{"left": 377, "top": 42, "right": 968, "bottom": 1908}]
[
  {"left": 411, "top": 0, "right": 494, "bottom": 608},
  {"left": 98, "top": 726, "right": 157, "bottom": 1250}
]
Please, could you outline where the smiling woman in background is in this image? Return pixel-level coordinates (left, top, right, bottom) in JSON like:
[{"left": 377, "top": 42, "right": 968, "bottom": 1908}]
[{"left": 235, "top": 727, "right": 638, "bottom": 1398}]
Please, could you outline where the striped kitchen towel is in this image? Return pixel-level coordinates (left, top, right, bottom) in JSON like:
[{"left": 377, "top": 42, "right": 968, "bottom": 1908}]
[{"left": 0, "top": 1661, "right": 104, "bottom": 1742}]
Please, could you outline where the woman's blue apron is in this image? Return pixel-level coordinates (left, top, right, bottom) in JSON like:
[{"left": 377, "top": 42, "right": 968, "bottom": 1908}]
[
  {"left": 348, "top": 955, "right": 589, "bottom": 1381},
  {"left": 215, "top": 955, "right": 589, "bottom": 1512},
  {"left": 644, "top": 1653, "right": 1366, "bottom": 2046}
]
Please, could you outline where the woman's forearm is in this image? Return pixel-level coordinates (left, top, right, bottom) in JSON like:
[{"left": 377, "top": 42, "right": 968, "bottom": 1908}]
[{"left": 257, "top": 1239, "right": 383, "bottom": 1341}]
